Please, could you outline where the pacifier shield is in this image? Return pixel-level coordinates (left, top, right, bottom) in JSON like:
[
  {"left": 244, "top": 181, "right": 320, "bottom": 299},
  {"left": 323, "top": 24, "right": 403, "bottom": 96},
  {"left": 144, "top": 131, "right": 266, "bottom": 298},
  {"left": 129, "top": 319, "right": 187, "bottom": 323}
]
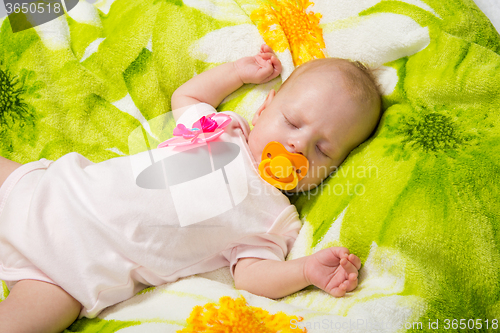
[{"left": 258, "top": 141, "right": 309, "bottom": 190}]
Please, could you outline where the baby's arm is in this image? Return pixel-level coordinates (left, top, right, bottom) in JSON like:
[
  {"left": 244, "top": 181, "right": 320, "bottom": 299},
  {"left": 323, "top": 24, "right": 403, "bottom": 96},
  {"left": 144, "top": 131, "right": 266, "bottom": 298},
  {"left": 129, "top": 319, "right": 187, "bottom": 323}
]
[
  {"left": 233, "top": 247, "right": 361, "bottom": 299},
  {"left": 171, "top": 44, "right": 281, "bottom": 119}
]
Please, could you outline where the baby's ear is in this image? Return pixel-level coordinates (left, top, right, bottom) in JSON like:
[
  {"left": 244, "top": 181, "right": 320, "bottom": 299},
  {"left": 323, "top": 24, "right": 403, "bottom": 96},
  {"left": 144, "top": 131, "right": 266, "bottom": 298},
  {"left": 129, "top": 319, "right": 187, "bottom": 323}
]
[{"left": 252, "top": 89, "right": 275, "bottom": 126}]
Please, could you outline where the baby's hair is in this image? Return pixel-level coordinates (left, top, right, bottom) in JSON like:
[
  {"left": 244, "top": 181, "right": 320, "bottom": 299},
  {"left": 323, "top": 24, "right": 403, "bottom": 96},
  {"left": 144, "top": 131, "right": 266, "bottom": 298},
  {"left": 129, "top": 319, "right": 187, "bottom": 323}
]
[
  {"left": 340, "top": 59, "right": 383, "bottom": 139},
  {"left": 346, "top": 60, "right": 382, "bottom": 100},
  {"left": 279, "top": 57, "right": 381, "bottom": 106}
]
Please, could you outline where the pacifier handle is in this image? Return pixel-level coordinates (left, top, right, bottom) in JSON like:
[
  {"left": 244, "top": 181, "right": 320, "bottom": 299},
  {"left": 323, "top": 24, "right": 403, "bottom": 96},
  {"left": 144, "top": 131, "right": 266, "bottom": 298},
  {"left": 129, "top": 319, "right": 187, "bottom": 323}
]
[
  {"left": 258, "top": 142, "right": 309, "bottom": 191},
  {"left": 258, "top": 157, "right": 300, "bottom": 191},
  {"left": 269, "top": 155, "right": 294, "bottom": 179}
]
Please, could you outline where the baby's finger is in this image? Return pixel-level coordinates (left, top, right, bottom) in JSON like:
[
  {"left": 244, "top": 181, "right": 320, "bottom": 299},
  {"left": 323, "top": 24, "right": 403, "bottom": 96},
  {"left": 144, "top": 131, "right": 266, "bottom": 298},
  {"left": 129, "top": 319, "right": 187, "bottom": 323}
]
[
  {"left": 331, "top": 247, "right": 351, "bottom": 260},
  {"left": 261, "top": 44, "right": 274, "bottom": 54},
  {"left": 340, "top": 257, "right": 358, "bottom": 277},
  {"left": 259, "top": 52, "right": 274, "bottom": 61},
  {"left": 263, "top": 58, "right": 280, "bottom": 81},
  {"left": 348, "top": 254, "right": 362, "bottom": 270},
  {"left": 343, "top": 273, "right": 358, "bottom": 292},
  {"left": 255, "top": 55, "right": 271, "bottom": 69},
  {"left": 329, "top": 283, "right": 347, "bottom": 297},
  {"left": 263, "top": 60, "right": 278, "bottom": 81},
  {"left": 256, "top": 58, "right": 276, "bottom": 82},
  {"left": 269, "top": 55, "right": 282, "bottom": 75},
  {"left": 259, "top": 53, "right": 281, "bottom": 73},
  {"left": 259, "top": 51, "right": 277, "bottom": 61}
]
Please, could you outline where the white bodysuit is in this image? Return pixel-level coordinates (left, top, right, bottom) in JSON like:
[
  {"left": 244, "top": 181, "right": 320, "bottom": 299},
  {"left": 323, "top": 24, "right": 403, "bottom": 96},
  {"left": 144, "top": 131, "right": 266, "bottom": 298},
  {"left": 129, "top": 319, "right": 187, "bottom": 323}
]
[{"left": 0, "top": 103, "right": 302, "bottom": 318}]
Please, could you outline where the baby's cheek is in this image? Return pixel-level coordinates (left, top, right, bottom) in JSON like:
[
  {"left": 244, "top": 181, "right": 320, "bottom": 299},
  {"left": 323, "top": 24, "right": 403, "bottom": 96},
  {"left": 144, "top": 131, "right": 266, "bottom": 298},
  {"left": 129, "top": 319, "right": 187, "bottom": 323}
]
[{"left": 247, "top": 137, "right": 262, "bottom": 164}]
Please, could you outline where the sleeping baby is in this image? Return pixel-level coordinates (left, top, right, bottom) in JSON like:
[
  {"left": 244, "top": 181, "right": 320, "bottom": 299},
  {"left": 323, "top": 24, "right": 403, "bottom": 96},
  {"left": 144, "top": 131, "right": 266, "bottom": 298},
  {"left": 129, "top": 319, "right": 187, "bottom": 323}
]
[{"left": 0, "top": 44, "right": 381, "bottom": 332}]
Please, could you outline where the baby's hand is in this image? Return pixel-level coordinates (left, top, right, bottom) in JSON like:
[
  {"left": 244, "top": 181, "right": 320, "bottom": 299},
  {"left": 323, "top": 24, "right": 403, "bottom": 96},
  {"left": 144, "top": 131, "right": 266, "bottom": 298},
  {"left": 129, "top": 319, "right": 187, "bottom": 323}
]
[
  {"left": 304, "top": 247, "right": 361, "bottom": 297},
  {"left": 234, "top": 44, "right": 282, "bottom": 84}
]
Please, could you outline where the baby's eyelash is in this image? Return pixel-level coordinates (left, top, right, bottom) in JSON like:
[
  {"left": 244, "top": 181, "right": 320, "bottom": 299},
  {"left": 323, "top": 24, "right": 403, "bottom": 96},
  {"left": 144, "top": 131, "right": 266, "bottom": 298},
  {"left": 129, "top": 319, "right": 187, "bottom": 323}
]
[
  {"left": 317, "top": 146, "right": 329, "bottom": 158},
  {"left": 284, "top": 116, "right": 297, "bottom": 128}
]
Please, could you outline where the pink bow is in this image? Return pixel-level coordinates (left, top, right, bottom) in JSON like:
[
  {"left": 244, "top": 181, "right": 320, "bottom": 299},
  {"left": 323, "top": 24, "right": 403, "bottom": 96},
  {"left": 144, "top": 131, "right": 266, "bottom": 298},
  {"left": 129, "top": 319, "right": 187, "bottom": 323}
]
[{"left": 158, "top": 113, "right": 232, "bottom": 148}]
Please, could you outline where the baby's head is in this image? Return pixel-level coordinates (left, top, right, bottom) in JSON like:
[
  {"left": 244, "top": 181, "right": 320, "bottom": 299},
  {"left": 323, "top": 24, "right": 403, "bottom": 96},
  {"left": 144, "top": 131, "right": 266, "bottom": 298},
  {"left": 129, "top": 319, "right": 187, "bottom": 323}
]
[{"left": 248, "top": 58, "right": 382, "bottom": 192}]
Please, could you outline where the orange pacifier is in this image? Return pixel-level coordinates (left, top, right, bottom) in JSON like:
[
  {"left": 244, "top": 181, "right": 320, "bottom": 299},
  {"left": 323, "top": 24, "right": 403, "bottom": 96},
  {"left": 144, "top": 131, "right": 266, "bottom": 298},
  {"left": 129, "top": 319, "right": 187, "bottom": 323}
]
[{"left": 258, "top": 142, "right": 309, "bottom": 191}]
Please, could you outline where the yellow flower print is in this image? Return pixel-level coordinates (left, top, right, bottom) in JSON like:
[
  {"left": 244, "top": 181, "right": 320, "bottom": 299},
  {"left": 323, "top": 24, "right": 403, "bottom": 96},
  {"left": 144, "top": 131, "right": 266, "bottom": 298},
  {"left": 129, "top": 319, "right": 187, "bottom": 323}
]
[
  {"left": 250, "top": 0, "right": 326, "bottom": 66},
  {"left": 178, "top": 295, "right": 307, "bottom": 333}
]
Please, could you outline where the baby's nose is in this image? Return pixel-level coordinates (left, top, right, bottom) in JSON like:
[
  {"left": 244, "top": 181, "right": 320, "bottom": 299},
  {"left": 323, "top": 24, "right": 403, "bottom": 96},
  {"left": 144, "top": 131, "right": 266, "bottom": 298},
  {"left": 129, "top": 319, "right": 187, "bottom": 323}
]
[{"left": 288, "top": 139, "right": 307, "bottom": 156}]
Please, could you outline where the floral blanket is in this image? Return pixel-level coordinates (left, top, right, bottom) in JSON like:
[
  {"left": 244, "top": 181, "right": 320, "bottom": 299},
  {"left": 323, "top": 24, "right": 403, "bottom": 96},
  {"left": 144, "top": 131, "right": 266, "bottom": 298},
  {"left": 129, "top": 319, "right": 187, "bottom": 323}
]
[{"left": 1, "top": 0, "right": 499, "bottom": 332}]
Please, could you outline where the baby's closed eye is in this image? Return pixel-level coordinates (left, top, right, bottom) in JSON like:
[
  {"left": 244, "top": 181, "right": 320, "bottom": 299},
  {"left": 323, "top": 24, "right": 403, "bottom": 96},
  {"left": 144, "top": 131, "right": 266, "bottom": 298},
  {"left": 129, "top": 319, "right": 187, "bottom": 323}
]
[
  {"left": 316, "top": 146, "right": 330, "bottom": 158},
  {"left": 283, "top": 115, "right": 297, "bottom": 128}
]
